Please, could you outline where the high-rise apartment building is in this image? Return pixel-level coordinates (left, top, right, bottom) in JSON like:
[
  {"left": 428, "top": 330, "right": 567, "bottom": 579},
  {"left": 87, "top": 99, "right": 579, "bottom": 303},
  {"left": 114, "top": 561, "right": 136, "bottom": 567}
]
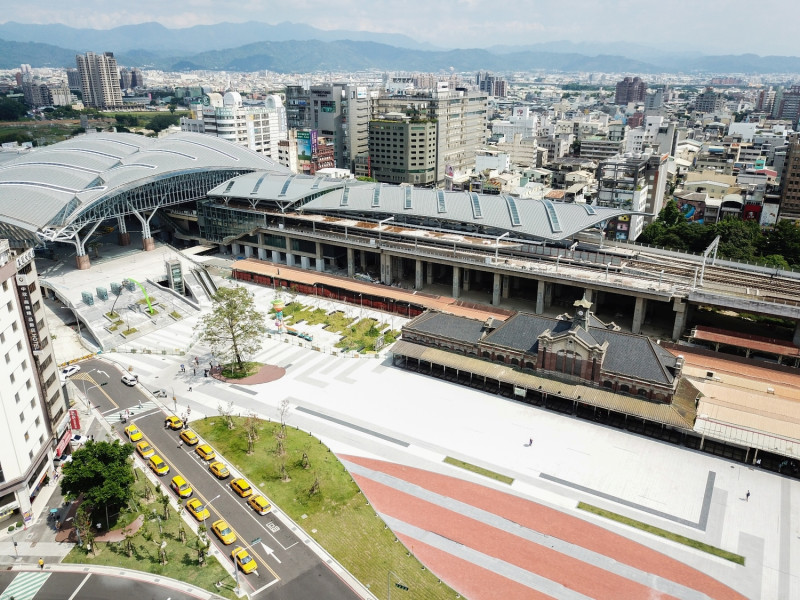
[
  {"left": 130, "top": 68, "right": 144, "bottom": 89},
  {"left": 773, "top": 86, "right": 800, "bottom": 125},
  {"left": 0, "top": 241, "right": 69, "bottom": 529},
  {"left": 75, "top": 52, "right": 123, "bottom": 109},
  {"left": 285, "top": 85, "right": 311, "bottom": 130},
  {"left": 476, "top": 72, "right": 507, "bottom": 97},
  {"left": 615, "top": 77, "right": 646, "bottom": 104},
  {"left": 694, "top": 87, "right": 725, "bottom": 114},
  {"left": 65, "top": 68, "right": 81, "bottom": 90},
  {"left": 373, "top": 83, "right": 488, "bottom": 183},
  {"left": 778, "top": 134, "right": 800, "bottom": 221},
  {"left": 181, "top": 92, "right": 287, "bottom": 160},
  {"left": 596, "top": 154, "right": 651, "bottom": 241},
  {"left": 119, "top": 68, "right": 132, "bottom": 91}
]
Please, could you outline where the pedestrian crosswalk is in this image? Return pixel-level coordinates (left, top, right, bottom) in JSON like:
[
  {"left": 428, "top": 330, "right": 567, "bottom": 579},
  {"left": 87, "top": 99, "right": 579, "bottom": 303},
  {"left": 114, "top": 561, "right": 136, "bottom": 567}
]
[
  {"left": 0, "top": 572, "right": 50, "bottom": 600},
  {"left": 104, "top": 401, "right": 160, "bottom": 419}
]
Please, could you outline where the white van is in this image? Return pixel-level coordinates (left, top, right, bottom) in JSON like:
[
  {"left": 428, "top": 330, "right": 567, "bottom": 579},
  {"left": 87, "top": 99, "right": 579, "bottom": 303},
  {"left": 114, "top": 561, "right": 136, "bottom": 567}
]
[{"left": 121, "top": 373, "right": 138, "bottom": 386}]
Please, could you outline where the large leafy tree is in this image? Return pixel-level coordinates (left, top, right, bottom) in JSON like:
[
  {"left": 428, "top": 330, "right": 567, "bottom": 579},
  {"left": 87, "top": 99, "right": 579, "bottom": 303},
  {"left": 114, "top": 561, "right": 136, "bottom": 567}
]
[
  {"left": 60, "top": 440, "right": 135, "bottom": 509},
  {"left": 196, "top": 286, "right": 267, "bottom": 371}
]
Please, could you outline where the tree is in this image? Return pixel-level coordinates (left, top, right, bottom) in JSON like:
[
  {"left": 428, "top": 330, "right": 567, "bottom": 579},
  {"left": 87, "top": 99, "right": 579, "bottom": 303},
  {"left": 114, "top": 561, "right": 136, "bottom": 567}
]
[
  {"left": 147, "top": 113, "right": 179, "bottom": 133},
  {"left": 196, "top": 286, "right": 267, "bottom": 372},
  {"left": 0, "top": 97, "right": 27, "bottom": 121},
  {"left": 61, "top": 440, "right": 135, "bottom": 512}
]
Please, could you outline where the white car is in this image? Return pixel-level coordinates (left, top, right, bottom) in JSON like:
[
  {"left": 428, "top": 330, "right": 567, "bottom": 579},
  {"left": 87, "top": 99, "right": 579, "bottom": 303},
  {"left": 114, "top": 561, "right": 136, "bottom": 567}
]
[
  {"left": 70, "top": 434, "right": 88, "bottom": 446},
  {"left": 121, "top": 373, "right": 138, "bottom": 386},
  {"left": 60, "top": 365, "right": 81, "bottom": 381},
  {"left": 152, "top": 389, "right": 168, "bottom": 398}
]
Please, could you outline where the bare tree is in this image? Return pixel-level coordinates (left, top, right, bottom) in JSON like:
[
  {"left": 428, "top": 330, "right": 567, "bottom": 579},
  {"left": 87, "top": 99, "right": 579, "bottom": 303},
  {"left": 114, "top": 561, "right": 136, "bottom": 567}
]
[
  {"left": 279, "top": 398, "right": 290, "bottom": 437},
  {"left": 244, "top": 413, "right": 259, "bottom": 455},
  {"left": 218, "top": 400, "right": 235, "bottom": 430}
]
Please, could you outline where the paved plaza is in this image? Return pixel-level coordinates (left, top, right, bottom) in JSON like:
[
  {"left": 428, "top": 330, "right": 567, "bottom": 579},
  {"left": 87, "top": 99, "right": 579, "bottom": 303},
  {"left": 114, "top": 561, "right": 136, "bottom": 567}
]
[{"left": 38, "top": 250, "right": 800, "bottom": 599}]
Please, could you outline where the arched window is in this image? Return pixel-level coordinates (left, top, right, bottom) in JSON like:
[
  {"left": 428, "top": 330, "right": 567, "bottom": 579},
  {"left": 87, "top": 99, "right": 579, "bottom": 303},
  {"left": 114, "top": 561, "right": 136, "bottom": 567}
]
[
  {"left": 496, "top": 355, "right": 505, "bottom": 363},
  {"left": 525, "top": 361, "right": 535, "bottom": 370},
  {"left": 511, "top": 357, "right": 520, "bottom": 366},
  {"left": 603, "top": 380, "right": 613, "bottom": 389},
  {"left": 482, "top": 351, "right": 491, "bottom": 358},
  {"left": 638, "top": 388, "right": 649, "bottom": 397},
  {"left": 555, "top": 350, "right": 583, "bottom": 377},
  {"left": 620, "top": 384, "right": 630, "bottom": 393}
]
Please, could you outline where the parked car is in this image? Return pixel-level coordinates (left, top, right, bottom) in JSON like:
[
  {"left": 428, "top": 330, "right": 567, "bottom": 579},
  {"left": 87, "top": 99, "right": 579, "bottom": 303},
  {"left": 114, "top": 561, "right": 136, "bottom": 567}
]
[
  {"left": 136, "top": 441, "right": 154, "bottom": 459},
  {"left": 170, "top": 475, "right": 193, "bottom": 498},
  {"left": 195, "top": 444, "right": 215, "bottom": 461},
  {"left": 124, "top": 424, "right": 143, "bottom": 442},
  {"left": 186, "top": 498, "right": 209, "bottom": 521},
  {"left": 230, "top": 478, "right": 252, "bottom": 498},
  {"left": 212, "top": 519, "right": 236, "bottom": 545},
  {"left": 149, "top": 455, "right": 169, "bottom": 476},
  {"left": 164, "top": 415, "right": 183, "bottom": 430},
  {"left": 60, "top": 365, "right": 81, "bottom": 381},
  {"left": 209, "top": 461, "right": 230, "bottom": 479},
  {"left": 70, "top": 434, "right": 88, "bottom": 447},
  {"left": 247, "top": 495, "right": 272, "bottom": 515},
  {"left": 179, "top": 430, "right": 199, "bottom": 446},
  {"left": 121, "top": 373, "right": 138, "bottom": 386},
  {"left": 231, "top": 546, "right": 258, "bottom": 574}
]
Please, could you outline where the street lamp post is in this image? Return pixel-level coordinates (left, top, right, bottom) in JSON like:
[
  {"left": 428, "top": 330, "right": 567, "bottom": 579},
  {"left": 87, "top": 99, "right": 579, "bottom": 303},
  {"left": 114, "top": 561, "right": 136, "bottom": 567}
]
[
  {"left": 555, "top": 254, "right": 564, "bottom": 272},
  {"left": 605, "top": 262, "right": 611, "bottom": 281},
  {"left": 495, "top": 232, "right": 510, "bottom": 262},
  {"left": 202, "top": 494, "right": 221, "bottom": 531}
]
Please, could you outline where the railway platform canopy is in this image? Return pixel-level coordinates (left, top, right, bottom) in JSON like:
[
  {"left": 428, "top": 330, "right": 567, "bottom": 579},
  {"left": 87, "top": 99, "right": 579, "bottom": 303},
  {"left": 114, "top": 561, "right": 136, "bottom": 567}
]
[
  {"left": 688, "top": 325, "right": 800, "bottom": 366},
  {"left": 207, "top": 171, "right": 640, "bottom": 243},
  {"left": 0, "top": 132, "right": 287, "bottom": 268}
]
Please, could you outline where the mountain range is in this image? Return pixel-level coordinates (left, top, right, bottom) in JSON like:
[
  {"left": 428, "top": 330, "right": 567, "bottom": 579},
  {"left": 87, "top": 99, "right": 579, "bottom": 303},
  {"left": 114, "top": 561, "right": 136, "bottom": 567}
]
[{"left": 2, "top": 21, "right": 800, "bottom": 74}]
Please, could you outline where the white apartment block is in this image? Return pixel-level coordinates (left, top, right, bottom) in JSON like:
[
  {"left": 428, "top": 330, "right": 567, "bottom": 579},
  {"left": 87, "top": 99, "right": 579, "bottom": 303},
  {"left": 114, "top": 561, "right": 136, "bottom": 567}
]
[
  {"left": 182, "top": 92, "right": 287, "bottom": 160},
  {"left": 0, "top": 242, "right": 68, "bottom": 528}
]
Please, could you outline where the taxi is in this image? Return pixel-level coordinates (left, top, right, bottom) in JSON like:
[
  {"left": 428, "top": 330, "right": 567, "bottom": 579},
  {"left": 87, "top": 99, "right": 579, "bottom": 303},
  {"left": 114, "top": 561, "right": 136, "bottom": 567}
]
[
  {"left": 231, "top": 546, "right": 258, "bottom": 574},
  {"left": 149, "top": 455, "right": 169, "bottom": 476},
  {"left": 195, "top": 444, "right": 216, "bottom": 461},
  {"left": 209, "top": 461, "right": 230, "bottom": 479},
  {"left": 230, "top": 478, "right": 252, "bottom": 498},
  {"left": 185, "top": 498, "right": 209, "bottom": 521},
  {"left": 164, "top": 415, "right": 184, "bottom": 430},
  {"left": 247, "top": 494, "right": 272, "bottom": 515},
  {"left": 211, "top": 519, "right": 236, "bottom": 545},
  {"left": 170, "top": 475, "right": 193, "bottom": 498},
  {"left": 124, "top": 424, "right": 143, "bottom": 442},
  {"left": 179, "top": 430, "right": 199, "bottom": 446},
  {"left": 135, "top": 440, "right": 154, "bottom": 459}
]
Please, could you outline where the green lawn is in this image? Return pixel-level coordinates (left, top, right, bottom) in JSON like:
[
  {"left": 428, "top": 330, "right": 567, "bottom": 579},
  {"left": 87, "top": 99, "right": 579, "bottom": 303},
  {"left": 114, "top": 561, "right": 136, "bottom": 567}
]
[
  {"left": 220, "top": 361, "right": 263, "bottom": 379},
  {"left": 443, "top": 457, "right": 515, "bottom": 485},
  {"left": 193, "top": 417, "right": 457, "bottom": 600},
  {"left": 64, "top": 472, "right": 236, "bottom": 598},
  {"left": 577, "top": 502, "right": 746, "bottom": 565}
]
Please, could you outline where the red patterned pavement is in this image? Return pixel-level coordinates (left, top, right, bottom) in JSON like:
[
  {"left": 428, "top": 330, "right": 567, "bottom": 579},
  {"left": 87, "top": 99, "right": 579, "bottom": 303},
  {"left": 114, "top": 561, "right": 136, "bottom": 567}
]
[{"left": 344, "top": 455, "right": 748, "bottom": 600}]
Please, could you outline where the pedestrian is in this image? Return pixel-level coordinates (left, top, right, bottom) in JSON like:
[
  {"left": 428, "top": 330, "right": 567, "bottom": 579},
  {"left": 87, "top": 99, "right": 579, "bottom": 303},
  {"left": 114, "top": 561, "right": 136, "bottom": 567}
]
[
  {"left": 38, "top": 557, "right": 44, "bottom": 569},
  {"left": 529, "top": 438, "right": 533, "bottom": 446},
  {"left": 188, "top": 386, "right": 192, "bottom": 392},
  {"left": 55, "top": 518, "right": 60, "bottom": 530},
  {"left": 193, "top": 367, "right": 196, "bottom": 376},
  {"left": 178, "top": 440, "right": 183, "bottom": 449},
  {"left": 746, "top": 490, "right": 751, "bottom": 501},
  {"left": 187, "top": 406, "right": 191, "bottom": 416}
]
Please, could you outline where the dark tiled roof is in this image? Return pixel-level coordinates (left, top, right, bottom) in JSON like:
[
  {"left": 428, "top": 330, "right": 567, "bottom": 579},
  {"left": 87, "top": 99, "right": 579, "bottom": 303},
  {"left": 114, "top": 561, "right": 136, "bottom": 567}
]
[
  {"left": 406, "top": 311, "right": 486, "bottom": 344},
  {"left": 481, "top": 313, "right": 557, "bottom": 353}
]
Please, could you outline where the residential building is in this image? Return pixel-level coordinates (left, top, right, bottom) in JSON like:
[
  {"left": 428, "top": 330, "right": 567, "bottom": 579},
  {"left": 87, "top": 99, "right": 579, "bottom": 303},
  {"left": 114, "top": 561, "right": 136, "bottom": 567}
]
[
  {"left": 75, "top": 51, "right": 123, "bottom": 109},
  {"left": 596, "top": 154, "right": 651, "bottom": 241},
  {"left": 0, "top": 241, "right": 69, "bottom": 530},
  {"left": 21, "top": 82, "right": 72, "bottom": 108},
  {"left": 119, "top": 68, "right": 132, "bottom": 90},
  {"left": 694, "top": 87, "right": 725, "bottom": 114},
  {"left": 476, "top": 72, "right": 507, "bottom": 97},
  {"left": 65, "top": 69, "right": 81, "bottom": 91},
  {"left": 181, "top": 92, "right": 287, "bottom": 160},
  {"left": 778, "top": 134, "right": 800, "bottom": 221},
  {"left": 615, "top": 77, "right": 646, "bottom": 104},
  {"left": 774, "top": 86, "right": 800, "bottom": 125},
  {"left": 374, "top": 83, "right": 488, "bottom": 183},
  {"left": 129, "top": 68, "right": 144, "bottom": 89},
  {"left": 285, "top": 85, "right": 311, "bottom": 130},
  {"left": 308, "top": 83, "right": 372, "bottom": 172},
  {"left": 492, "top": 134, "right": 545, "bottom": 168},
  {"left": 580, "top": 136, "right": 623, "bottom": 161}
]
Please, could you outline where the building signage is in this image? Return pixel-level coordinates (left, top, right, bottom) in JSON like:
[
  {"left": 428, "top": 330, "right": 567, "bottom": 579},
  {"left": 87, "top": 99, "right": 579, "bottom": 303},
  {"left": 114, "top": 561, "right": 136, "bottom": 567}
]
[
  {"left": 56, "top": 429, "right": 72, "bottom": 458},
  {"left": 14, "top": 274, "right": 41, "bottom": 353},
  {"left": 69, "top": 409, "right": 80, "bottom": 431},
  {"left": 310, "top": 130, "right": 318, "bottom": 155}
]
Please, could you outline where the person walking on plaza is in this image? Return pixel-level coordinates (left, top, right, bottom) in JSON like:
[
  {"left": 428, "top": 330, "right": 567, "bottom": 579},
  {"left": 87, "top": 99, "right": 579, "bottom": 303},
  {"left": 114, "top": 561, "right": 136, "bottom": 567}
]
[
  {"left": 38, "top": 557, "right": 44, "bottom": 569},
  {"left": 746, "top": 490, "right": 751, "bottom": 502}
]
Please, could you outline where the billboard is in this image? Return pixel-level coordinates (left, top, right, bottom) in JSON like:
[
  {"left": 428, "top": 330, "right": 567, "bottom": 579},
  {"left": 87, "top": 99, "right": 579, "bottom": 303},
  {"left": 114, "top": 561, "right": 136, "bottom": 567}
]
[
  {"left": 743, "top": 204, "right": 762, "bottom": 221},
  {"left": 311, "top": 130, "right": 318, "bottom": 155},
  {"left": 297, "top": 131, "right": 311, "bottom": 160},
  {"left": 676, "top": 197, "right": 705, "bottom": 224}
]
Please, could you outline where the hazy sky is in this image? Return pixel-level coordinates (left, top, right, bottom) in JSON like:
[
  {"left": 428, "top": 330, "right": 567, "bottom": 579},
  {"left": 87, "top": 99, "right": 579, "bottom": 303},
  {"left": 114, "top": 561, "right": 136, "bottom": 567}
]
[{"left": 3, "top": 0, "right": 795, "bottom": 55}]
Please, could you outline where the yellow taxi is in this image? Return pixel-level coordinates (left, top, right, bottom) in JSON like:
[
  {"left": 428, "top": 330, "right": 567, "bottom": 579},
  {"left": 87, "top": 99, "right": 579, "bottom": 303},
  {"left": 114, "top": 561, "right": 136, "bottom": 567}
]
[
  {"left": 124, "top": 424, "right": 143, "bottom": 442},
  {"left": 230, "top": 478, "right": 253, "bottom": 498},
  {"left": 179, "top": 430, "right": 199, "bottom": 446},
  {"left": 164, "top": 415, "right": 184, "bottom": 430},
  {"left": 195, "top": 444, "right": 216, "bottom": 461},
  {"left": 211, "top": 519, "right": 236, "bottom": 545},
  {"left": 209, "top": 461, "right": 230, "bottom": 479},
  {"left": 185, "top": 498, "right": 210, "bottom": 521},
  {"left": 170, "top": 475, "right": 193, "bottom": 498},
  {"left": 247, "top": 494, "right": 272, "bottom": 515},
  {"left": 231, "top": 546, "right": 258, "bottom": 574},
  {"left": 149, "top": 455, "right": 170, "bottom": 476},
  {"left": 135, "top": 440, "right": 154, "bottom": 459}
]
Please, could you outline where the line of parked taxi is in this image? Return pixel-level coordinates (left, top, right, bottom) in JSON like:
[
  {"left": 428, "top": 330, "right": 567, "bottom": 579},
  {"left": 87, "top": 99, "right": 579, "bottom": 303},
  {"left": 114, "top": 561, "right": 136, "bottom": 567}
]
[{"left": 127, "top": 414, "right": 272, "bottom": 575}]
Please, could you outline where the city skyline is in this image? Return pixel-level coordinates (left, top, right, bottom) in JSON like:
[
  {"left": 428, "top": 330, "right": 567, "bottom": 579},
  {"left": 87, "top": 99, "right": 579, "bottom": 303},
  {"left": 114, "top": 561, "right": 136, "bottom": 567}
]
[{"left": 1, "top": 0, "right": 798, "bottom": 57}]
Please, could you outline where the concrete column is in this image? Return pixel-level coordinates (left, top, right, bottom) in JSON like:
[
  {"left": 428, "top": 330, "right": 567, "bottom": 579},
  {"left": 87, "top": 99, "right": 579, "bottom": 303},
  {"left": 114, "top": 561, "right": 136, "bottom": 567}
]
[
  {"left": 360, "top": 250, "right": 367, "bottom": 270},
  {"left": 632, "top": 296, "right": 646, "bottom": 335},
  {"left": 544, "top": 282, "right": 553, "bottom": 308},
  {"left": 380, "top": 253, "right": 392, "bottom": 285},
  {"left": 501, "top": 274, "right": 510, "bottom": 298},
  {"left": 142, "top": 236, "right": 155, "bottom": 251},
  {"left": 452, "top": 266, "right": 461, "bottom": 298},
  {"left": 271, "top": 250, "right": 280, "bottom": 263},
  {"left": 462, "top": 269, "right": 471, "bottom": 292},
  {"left": 286, "top": 253, "right": 296, "bottom": 267},
  {"left": 347, "top": 248, "right": 355, "bottom": 277},
  {"left": 232, "top": 243, "right": 241, "bottom": 256},
  {"left": 257, "top": 247, "right": 267, "bottom": 260},
  {"left": 244, "top": 245, "right": 253, "bottom": 258},
  {"left": 536, "top": 280, "right": 545, "bottom": 314},
  {"left": 492, "top": 272, "right": 501, "bottom": 305},
  {"left": 426, "top": 262, "right": 434, "bottom": 285},
  {"left": 300, "top": 256, "right": 310, "bottom": 269},
  {"left": 315, "top": 257, "right": 324, "bottom": 272},
  {"left": 117, "top": 216, "right": 130, "bottom": 246},
  {"left": 415, "top": 260, "right": 424, "bottom": 290},
  {"left": 75, "top": 254, "right": 91, "bottom": 270},
  {"left": 672, "top": 299, "right": 687, "bottom": 340}
]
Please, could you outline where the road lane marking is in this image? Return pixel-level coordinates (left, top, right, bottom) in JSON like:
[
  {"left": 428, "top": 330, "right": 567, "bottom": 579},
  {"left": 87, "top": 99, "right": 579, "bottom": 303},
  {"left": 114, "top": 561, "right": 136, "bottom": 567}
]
[{"left": 66, "top": 573, "right": 91, "bottom": 600}]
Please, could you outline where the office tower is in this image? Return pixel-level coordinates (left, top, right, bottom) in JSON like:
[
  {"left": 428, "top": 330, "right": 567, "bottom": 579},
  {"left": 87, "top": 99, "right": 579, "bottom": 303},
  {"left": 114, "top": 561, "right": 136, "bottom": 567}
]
[
  {"left": 308, "top": 83, "right": 372, "bottom": 171},
  {"left": 75, "top": 52, "right": 123, "bottom": 109}
]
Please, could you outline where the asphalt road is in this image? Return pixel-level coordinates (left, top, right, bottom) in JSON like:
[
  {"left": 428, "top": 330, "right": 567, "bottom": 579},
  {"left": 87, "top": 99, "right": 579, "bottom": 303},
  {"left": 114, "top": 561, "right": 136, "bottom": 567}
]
[{"left": 74, "top": 358, "right": 361, "bottom": 600}]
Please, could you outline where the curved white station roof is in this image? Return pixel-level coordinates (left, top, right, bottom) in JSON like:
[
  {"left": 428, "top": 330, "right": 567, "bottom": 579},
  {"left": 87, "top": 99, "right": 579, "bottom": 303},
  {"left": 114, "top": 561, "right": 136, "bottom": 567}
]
[
  {"left": 209, "top": 172, "right": 634, "bottom": 242},
  {"left": 0, "top": 132, "right": 287, "bottom": 236}
]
